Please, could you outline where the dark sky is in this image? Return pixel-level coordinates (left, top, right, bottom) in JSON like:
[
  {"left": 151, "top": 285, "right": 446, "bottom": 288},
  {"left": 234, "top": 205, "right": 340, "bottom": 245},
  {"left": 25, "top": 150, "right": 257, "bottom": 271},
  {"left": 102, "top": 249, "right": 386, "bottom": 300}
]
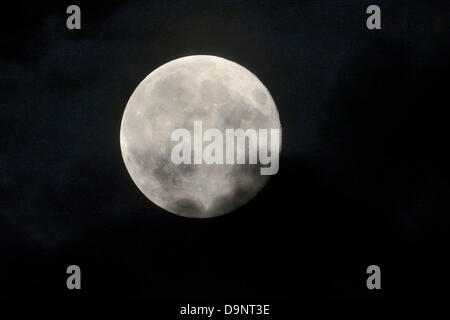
[{"left": 1, "top": 0, "right": 449, "bottom": 303}]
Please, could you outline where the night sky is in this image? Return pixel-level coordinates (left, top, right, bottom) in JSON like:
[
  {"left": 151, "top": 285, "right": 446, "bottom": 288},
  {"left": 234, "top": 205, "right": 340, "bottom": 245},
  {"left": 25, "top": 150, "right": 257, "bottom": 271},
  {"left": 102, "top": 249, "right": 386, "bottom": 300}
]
[{"left": 1, "top": 0, "right": 449, "bottom": 304}]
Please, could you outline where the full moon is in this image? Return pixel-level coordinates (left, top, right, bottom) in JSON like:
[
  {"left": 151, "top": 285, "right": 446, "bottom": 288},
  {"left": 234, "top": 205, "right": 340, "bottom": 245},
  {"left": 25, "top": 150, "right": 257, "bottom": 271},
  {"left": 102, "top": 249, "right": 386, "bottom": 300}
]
[{"left": 120, "top": 55, "right": 281, "bottom": 218}]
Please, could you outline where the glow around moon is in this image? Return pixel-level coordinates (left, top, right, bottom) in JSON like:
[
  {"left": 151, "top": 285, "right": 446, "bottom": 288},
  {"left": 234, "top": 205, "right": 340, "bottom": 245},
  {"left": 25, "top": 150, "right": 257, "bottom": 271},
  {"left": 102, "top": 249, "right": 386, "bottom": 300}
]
[{"left": 120, "top": 55, "right": 281, "bottom": 218}]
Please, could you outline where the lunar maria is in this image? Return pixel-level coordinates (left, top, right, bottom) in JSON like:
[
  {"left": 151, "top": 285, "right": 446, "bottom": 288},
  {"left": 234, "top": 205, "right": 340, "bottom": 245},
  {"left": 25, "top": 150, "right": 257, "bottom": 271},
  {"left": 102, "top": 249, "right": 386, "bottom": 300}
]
[{"left": 171, "top": 120, "right": 280, "bottom": 175}]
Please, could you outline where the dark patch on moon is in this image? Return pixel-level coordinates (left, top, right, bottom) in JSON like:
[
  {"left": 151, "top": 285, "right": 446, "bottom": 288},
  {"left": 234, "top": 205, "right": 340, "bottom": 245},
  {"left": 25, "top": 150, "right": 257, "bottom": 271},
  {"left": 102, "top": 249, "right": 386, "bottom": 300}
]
[{"left": 169, "top": 198, "right": 206, "bottom": 218}]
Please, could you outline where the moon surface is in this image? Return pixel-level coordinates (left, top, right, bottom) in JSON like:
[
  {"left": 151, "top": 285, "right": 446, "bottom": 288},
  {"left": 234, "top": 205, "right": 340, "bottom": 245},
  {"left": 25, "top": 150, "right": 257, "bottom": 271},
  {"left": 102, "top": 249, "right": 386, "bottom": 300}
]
[{"left": 120, "top": 55, "right": 281, "bottom": 218}]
